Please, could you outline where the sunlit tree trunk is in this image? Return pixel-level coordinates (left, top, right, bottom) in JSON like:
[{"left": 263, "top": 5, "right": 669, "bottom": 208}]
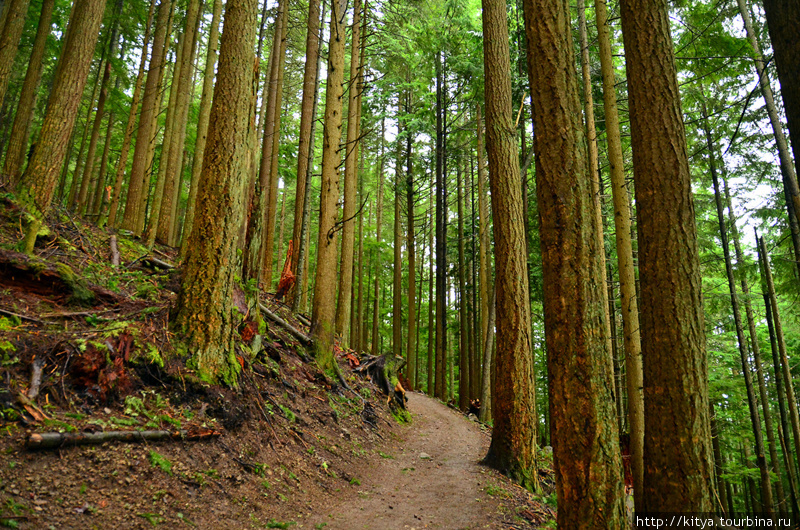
[
  {"left": 172, "top": 0, "right": 257, "bottom": 385},
  {"left": 620, "top": 0, "right": 715, "bottom": 512},
  {"left": 482, "top": 0, "right": 538, "bottom": 492}
]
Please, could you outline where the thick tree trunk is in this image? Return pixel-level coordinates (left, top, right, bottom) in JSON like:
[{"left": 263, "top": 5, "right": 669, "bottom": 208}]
[
  {"left": 434, "top": 52, "right": 447, "bottom": 401},
  {"left": 476, "top": 103, "right": 490, "bottom": 413},
  {"left": 620, "top": 0, "right": 716, "bottom": 513},
  {"left": 482, "top": 0, "right": 538, "bottom": 493},
  {"left": 172, "top": 0, "right": 257, "bottom": 385},
  {"left": 310, "top": 0, "right": 347, "bottom": 375},
  {"left": 594, "top": 0, "right": 645, "bottom": 508},
  {"left": 522, "top": 0, "right": 624, "bottom": 520},
  {"left": 2, "top": 0, "right": 54, "bottom": 187},
  {"left": 17, "top": 0, "right": 106, "bottom": 253},
  {"left": 179, "top": 0, "right": 222, "bottom": 256}
]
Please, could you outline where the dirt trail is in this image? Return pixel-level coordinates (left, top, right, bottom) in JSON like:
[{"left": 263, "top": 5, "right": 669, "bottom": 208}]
[{"left": 308, "top": 392, "right": 506, "bottom": 530}]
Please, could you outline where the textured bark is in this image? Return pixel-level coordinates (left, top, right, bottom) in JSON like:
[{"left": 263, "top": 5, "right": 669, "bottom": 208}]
[
  {"left": 172, "top": 0, "right": 257, "bottom": 385},
  {"left": 2, "top": 0, "right": 54, "bottom": 186},
  {"left": 179, "top": 0, "right": 222, "bottom": 256},
  {"left": 310, "top": 0, "right": 346, "bottom": 375},
  {"left": 122, "top": 0, "right": 173, "bottom": 235},
  {"left": 17, "top": 0, "right": 106, "bottom": 252},
  {"left": 594, "top": 0, "right": 644, "bottom": 508},
  {"left": 736, "top": 0, "right": 800, "bottom": 281},
  {"left": 0, "top": 0, "right": 29, "bottom": 110},
  {"left": 762, "top": 0, "right": 800, "bottom": 185},
  {"left": 620, "top": 0, "right": 715, "bottom": 512},
  {"left": 476, "top": 103, "right": 490, "bottom": 415},
  {"left": 482, "top": 0, "right": 538, "bottom": 493},
  {"left": 703, "top": 96, "right": 773, "bottom": 519},
  {"left": 478, "top": 286, "right": 495, "bottom": 424},
  {"left": 334, "top": 0, "right": 362, "bottom": 343},
  {"left": 522, "top": 0, "right": 624, "bottom": 520},
  {"left": 290, "top": 0, "right": 321, "bottom": 302}
]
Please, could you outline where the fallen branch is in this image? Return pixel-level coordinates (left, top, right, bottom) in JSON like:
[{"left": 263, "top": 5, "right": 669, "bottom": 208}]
[
  {"left": 26, "top": 428, "right": 221, "bottom": 450},
  {"left": 16, "top": 392, "right": 48, "bottom": 421},
  {"left": 0, "top": 307, "right": 45, "bottom": 324},
  {"left": 259, "top": 303, "right": 311, "bottom": 346},
  {"left": 142, "top": 256, "right": 175, "bottom": 270},
  {"left": 110, "top": 235, "right": 120, "bottom": 267}
]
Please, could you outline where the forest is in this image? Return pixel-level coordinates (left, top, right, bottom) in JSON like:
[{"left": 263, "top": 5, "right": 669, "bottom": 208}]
[{"left": 0, "top": 0, "right": 799, "bottom": 525}]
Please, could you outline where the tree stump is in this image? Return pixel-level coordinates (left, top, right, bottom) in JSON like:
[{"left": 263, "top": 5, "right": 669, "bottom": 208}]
[{"left": 355, "top": 354, "right": 407, "bottom": 409}]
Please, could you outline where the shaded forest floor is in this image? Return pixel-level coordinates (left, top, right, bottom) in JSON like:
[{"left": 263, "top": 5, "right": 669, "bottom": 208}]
[{"left": 0, "top": 195, "right": 555, "bottom": 529}]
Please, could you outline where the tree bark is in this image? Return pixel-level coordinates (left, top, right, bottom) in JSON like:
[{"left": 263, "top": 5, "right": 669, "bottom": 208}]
[
  {"left": 2, "top": 0, "right": 55, "bottom": 187},
  {"left": 392, "top": 128, "right": 403, "bottom": 361},
  {"left": 457, "top": 158, "right": 468, "bottom": 410},
  {"left": 482, "top": 0, "right": 538, "bottom": 493},
  {"left": 434, "top": 52, "right": 447, "bottom": 400},
  {"left": 594, "top": 0, "right": 645, "bottom": 508},
  {"left": 370, "top": 119, "right": 385, "bottom": 354},
  {"left": 404, "top": 94, "right": 416, "bottom": 390},
  {"left": 17, "top": 0, "right": 106, "bottom": 253},
  {"left": 172, "top": 0, "right": 257, "bottom": 385},
  {"left": 0, "top": 0, "right": 29, "bottom": 111},
  {"left": 310, "top": 0, "right": 347, "bottom": 375},
  {"left": 179, "top": 0, "right": 222, "bottom": 257}
]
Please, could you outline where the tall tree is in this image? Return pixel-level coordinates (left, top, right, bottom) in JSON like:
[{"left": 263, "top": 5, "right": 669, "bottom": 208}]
[
  {"left": 594, "top": 0, "right": 644, "bottom": 506},
  {"left": 335, "top": 0, "right": 364, "bottom": 343},
  {"left": 481, "top": 0, "right": 537, "bottom": 492},
  {"left": 0, "top": 0, "right": 29, "bottom": 109},
  {"left": 522, "top": 0, "right": 625, "bottom": 522},
  {"left": 2, "top": 0, "right": 55, "bottom": 186},
  {"left": 171, "top": 0, "right": 257, "bottom": 385},
  {"left": 18, "top": 0, "right": 107, "bottom": 253},
  {"left": 620, "top": 0, "right": 715, "bottom": 512},
  {"left": 310, "top": 0, "right": 347, "bottom": 375},
  {"left": 433, "top": 51, "right": 447, "bottom": 400}
]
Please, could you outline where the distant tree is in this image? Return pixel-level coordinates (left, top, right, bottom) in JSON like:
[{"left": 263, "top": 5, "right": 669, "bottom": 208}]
[{"left": 171, "top": 0, "right": 257, "bottom": 384}]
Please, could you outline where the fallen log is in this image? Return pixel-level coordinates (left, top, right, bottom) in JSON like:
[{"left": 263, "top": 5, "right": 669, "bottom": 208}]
[
  {"left": 110, "top": 235, "right": 120, "bottom": 267},
  {"left": 27, "top": 358, "right": 44, "bottom": 400},
  {"left": 259, "top": 303, "right": 312, "bottom": 346},
  {"left": 26, "top": 428, "right": 221, "bottom": 450}
]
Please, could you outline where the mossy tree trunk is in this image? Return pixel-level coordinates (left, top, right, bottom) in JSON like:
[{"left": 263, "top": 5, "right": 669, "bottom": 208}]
[{"left": 172, "top": 0, "right": 257, "bottom": 385}]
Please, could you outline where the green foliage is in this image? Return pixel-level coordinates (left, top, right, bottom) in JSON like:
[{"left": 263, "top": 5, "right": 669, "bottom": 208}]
[
  {"left": 148, "top": 450, "right": 173, "bottom": 476},
  {"left": 278, "top": 404, "right": 296, "bottom": 423},
  {"left": 265, "top": 520, "right": 296, "bottom": 529},
  {"left": 138, "top": 512, "right": 165, "bottom": 526}
]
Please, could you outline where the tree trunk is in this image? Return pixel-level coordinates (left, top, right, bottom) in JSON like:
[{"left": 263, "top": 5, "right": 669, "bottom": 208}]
[
  {"left": 310, "top": 0, "right": 347, "bottom": 375},
  {"left": 434, "top": 52, "right": 447, "bottom": 400},
  {"left": 370, "top": 119, "right": 385, "bottom": 354},
  {"left": 0, "top": 0, "right": 29, "bottom": 111},
  {"left": 476, "top": 103, "right": 490, "bottom": 409},
  {"left": 404, "top": 94, "right": 416, "bottom": 390},
  {"left": 179, "top": 0, "right": 221, "bottom": 256},
  {"left": 334, "top": 0, "right": 363, "bottom": 344},
  {"left": 290, "top": 0, "right": 321, "bottom": 303},
  {"left": 736, "top": 0, "right": 800, "bottom": 281},
  {"left": 523, "top": 0, "right": 624, "bottom": 519},
  {"left": 761, "top": 0, "right": 800, "bottom": 184},
  {"left": 392, "top": 128, "right": 403, "bottom": 361},
  {"left": 594, "top": 0, "right": 645, "bottom": 508},
  {"left": 702, "top": 95, "right": 774, "bottom": 520},
  {"left": 482, "top": 0, "right": 538, "bottom": 494},
  {"left": 620, "top": 0, "right": 716, "bottom": 513},
  {"left": 122, "top": 0, "right": 173, "bottom": 235},
  {"left": 17, "top": 0, "right": 106, "bottom": 253},
  {"left": 457, "top": 158, "right": 468, "bottom": 410},
  {"left": 757, "top": 235, "right": 800, "bottom": 488},
  {"left": 2, "top": 0, "right": 54, "bottom": 187},
  {"left": 172, "top": 0, "right": 257, "bottom": 385},
  {"left": 427, "top": 172, "right": 435, "bottom": 396}
]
